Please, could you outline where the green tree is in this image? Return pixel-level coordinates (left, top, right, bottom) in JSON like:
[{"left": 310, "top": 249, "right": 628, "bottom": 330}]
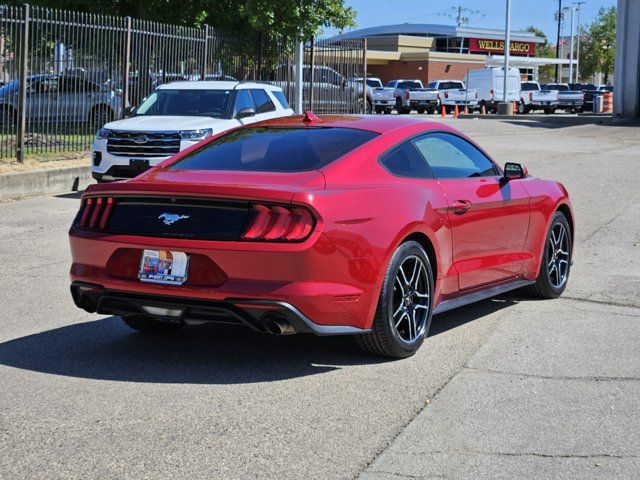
[
  {"left": 526, "top": 26, "right": 555, "bottom": 82},
  {"left": 5, "top": 0, "right": 356, "bottom": 38},
  {"left": 579, "top": 6, "right": 616, "bottom": 84}
]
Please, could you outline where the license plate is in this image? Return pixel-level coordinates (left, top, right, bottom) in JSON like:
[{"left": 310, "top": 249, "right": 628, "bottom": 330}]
[
  {"left": 130, "top": 159, "right": 150, "bottom": 172},
  {"left": 419, "top": 100, "right": 427, "bottom": 104},
  {"left": 139, "top": 249, "right": 189, "bottom": 285}
]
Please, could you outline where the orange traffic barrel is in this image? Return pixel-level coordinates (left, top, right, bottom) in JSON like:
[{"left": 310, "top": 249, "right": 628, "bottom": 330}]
[{"left": 602, "top": 92, "right": 613, "bottom": 113}]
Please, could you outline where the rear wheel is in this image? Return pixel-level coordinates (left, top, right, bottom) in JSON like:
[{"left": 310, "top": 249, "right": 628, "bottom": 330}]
[
  {"left": 544, "top": 107, "right": 556, "bottom": 115},
  {"left": 90, "top": 106, "right": 113, "bottom": 127},
  {"left": 121, "top": 315, "right": 185, "bottom": 334},
  {"left": 384, "top": 108, "right": 393, "bottom": 115},
  {"left": 524, "top": 212, "right": 572, "bottom": 299},
  {"left": 356, "top": 241, "right": 434, "bottom": 358},
  {"left": 416, "top": 108, "right": 425, "bottom": 114},
  {"left": 375, "top": 106, "right": 383, "bottom": 114}
]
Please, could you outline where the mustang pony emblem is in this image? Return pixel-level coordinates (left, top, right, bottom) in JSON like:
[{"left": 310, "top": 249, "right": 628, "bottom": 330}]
[{"left": 158, "top": 213, "right": 189, "bottom": 225}]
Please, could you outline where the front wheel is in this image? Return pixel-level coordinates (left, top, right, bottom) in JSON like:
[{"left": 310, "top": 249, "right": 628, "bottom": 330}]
[
  {"left": 517, "top": 100, "right": 526, "bottom": 114},
  {"left": 524, "top": 212, "right": 572, "bottom": 299},
  {"left": 356, "top": 241, "right": 434, "bottom": 358}
]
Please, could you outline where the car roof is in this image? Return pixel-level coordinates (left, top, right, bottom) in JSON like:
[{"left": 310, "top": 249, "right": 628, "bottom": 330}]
[
  {"left": 251, "top": 114, "right": 453, "bottom": 135},
  {"left": 156, "top": 81, "right": 282, "bottom": 91}
]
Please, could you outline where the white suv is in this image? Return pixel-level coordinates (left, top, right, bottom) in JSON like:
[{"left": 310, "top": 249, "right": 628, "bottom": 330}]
[{"left": 91, "top": 81, "right": 293, "bottom": 182}]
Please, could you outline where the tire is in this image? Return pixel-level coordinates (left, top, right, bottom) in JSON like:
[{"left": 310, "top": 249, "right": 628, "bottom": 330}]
[
  {"left": 121, "top": 314, "right": 185, "bottom": 334},
  {"left": 426, "top": 106, "right": 435, "bottom": 115},
  {"left": 356, "top": 241, "right": 434, "bottom": 359},
  {"left": 543, "top": 107, "right": 555, "bottom": 115},
  {"left": 517, "top": 100, "right": 526, "bottom": 114},
  {"left": 90, "top": 106, "right": 113, "bottom": 128},
  {"left": 0, "top": 105, "right": 17, "bottom": 127},
  {"left": 384, "top": 108, "right": 393, "bottom": 115},
  {"left": 375, "top": 107, "right": 383, "bottom": 114},
  {"left": 416, "top": 108, "right": 425, "bottom": 114},
  {"left": 523, "top": 211, "right": 572, "bottom": 299}
]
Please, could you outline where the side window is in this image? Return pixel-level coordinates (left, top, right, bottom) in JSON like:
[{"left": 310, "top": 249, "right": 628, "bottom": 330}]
[
  {"left": 250, "top": 89, "right": 276, "bottom": 113},
  {"left": 272, "top": 90, "right": 290, "bottom": 109},
  {"left": 412, "top": 133, "right": 496, "bottom": 179},
  {"left": 426, "top": 82, "right": 437, "bottom": 89},
  {"left": 379, "top": 142, "right": 433, "bottom": 179},
  {"left": 234, "top": 90, "right": 255, "bottom": 115}
]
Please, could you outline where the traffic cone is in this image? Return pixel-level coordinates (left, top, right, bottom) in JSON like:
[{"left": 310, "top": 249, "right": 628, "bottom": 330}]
[
  {"left": 512, "top": 101, "right": 517, "bottom": 115},
  {"left": 454, "top": 104, "right": 459, "bottom": 118},
  {"left": 462, "top": 105, "right": 468, "bottom": 115},
  {"left": 441, "top": 105, "right": 446, "bottom": 117},
  {"left": 481, "top": 104, "right": 486, "bottom": 115}
]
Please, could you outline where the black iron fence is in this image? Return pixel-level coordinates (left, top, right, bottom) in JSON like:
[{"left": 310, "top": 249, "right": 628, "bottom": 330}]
[{"left": 0, "top": 4, "right": 366, "bottom": 162}]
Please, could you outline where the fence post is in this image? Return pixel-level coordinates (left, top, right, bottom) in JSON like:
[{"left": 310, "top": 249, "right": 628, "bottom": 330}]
[
  {"left": 308, "top": 37, "right": 315, "bottom": 111},
  {"left": 362, "top": 38, "right": 367, "bottom": 114},
  {"left": 16, "top": 3, "right": 30, "bottom": 163},
  {"left": 201, "top": 24, "right": 209, "bottom": 80},
  {"left": 122, "top": 16, "right": 132, "bottom": 110},
  {"left": 294, "top": 40, "right": 303, "bottom": 114}
]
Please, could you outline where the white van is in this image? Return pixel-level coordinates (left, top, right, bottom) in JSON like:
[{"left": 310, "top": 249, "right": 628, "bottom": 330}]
[{"left": 466, "top": 67, "right": 521, "bottom": 113}]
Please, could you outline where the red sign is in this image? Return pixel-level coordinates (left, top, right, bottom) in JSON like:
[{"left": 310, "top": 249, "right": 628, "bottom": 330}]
[{"left": 469, "top": 38, "right": 536, "bottom": 56}]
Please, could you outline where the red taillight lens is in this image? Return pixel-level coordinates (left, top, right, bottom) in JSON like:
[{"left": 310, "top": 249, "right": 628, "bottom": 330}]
[
  {"left": 242, "top": 204, "right": 314, "bottom": 242},
  {"left": 490, "top": 89, "right": 494, "bottom": 101},
  {"left": 77, "top": 196, "right": 116, "bottom": 230},
  {"left": 393, "top": 91, "right": 397, "bottom": 98},
  {"left": 529, "top": 92, "right": 533, "bottom": 101},
  {"left": 444, "top": 91, "right": 449, "bottom": 99},
  {"left": 405, "top": 91, "right": 410, "bottom": 100}
]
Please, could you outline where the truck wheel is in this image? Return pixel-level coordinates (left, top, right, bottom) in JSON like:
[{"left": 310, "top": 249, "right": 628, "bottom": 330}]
[
  {"left": 543, "top": 107, "right": 555, "bottom": 115},
  {"left": 375, "top": 106, "right": 383, "bottom": 114},
  {"left": 90, "top": 106, "right": 113, "bottom": 127},
  {"left": 517, "top": 100, "right": 526, "bottom": 114},
  {"left": 426, "top": 107, "right": 435, "bottom": 115},
  {"left": 385, "top": 108, "right": 393, "bottom": 115},
  {"left": 416, "top": 108, "right": 425, "bottom": 114},
  {"left": 0, "top": 105, "right": 17, "bottom": 127},
  {"left": 395, "top": 98, "right": 404, "bottom": 114}
]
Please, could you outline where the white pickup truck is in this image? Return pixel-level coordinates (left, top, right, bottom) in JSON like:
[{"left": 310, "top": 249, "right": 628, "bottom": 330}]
[
  {"left": 91, "top": 81, "right": 293, "bottom": 182},
  {"left": 542, "top": 83, "right": 584, "bottom": 112},
  {"left": 426, "top": 80, "right": 478, "bottom": 112},
  {"left": 351, "top": 77, "right": 396, "bottom": 114},
  {"left": 519, "top": 81, "right": 559, "bottom": 114},
  {"left": 385, "top": 79, "right": 439, "bottom": 114}
]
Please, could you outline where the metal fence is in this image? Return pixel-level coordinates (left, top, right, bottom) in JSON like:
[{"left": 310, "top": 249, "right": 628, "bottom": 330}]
[{"left": 0, "top": 4, "right": 366, "bottom": 162}]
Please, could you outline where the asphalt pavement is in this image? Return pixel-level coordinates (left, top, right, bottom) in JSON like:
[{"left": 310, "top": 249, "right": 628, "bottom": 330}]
[{"left": 0, "top": 118, "right": 638, "bottom": 479}]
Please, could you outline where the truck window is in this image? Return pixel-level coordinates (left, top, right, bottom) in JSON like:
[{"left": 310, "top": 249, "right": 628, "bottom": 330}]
[
  {"left": 398, "top": 81, "right": 422, "bottom": 90},
  {"left": 438, "top": 81, "right": 464, "bottom": 90},
  {"left": 520, "top": 83, "right": 539, "bottom": 91}
]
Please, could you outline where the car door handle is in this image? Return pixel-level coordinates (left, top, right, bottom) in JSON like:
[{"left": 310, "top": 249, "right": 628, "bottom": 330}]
[{"left": 452, "top": 199, "right": 472, "bottom": 214}]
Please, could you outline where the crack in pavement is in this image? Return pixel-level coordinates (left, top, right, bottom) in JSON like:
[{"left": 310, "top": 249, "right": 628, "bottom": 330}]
[
  {"left": 387, "top": 450, "right": 639, "bottom": 460},
  {"left": 461, "top": 366, "right": 640, "bottom": 382}
]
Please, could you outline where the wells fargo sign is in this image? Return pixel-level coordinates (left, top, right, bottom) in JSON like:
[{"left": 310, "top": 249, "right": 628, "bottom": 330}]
[{"left": 469, "top": 38, "right": 536, "bottom": 56}]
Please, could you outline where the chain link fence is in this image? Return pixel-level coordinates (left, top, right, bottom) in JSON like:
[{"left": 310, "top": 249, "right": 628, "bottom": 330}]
[{"left": 0, "top": 4, "right": 365, "bottom": 162}]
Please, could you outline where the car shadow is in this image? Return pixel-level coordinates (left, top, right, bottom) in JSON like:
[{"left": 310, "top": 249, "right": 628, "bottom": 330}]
[{"left": 0, "top": 296, "right": 519, "bottom": 385}]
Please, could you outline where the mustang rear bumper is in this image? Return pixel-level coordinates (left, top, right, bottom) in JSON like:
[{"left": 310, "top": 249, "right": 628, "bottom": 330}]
[{"left": 71, "top": 282, "right": 370, "bottom": 335}]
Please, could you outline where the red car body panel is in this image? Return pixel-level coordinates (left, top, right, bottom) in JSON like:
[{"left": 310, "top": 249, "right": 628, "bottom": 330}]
[{"left": 69, "top": 115, "right": 573, "bottom": 333}]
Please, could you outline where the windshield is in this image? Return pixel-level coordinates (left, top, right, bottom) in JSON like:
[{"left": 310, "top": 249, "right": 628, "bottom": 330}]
[
  {"left": 169, "top": 127, "right": 379, "bottom": 173},
  {"left": 136, "top": 89, "right": 232, "bottom": 118},
  {"left": 438, "top": 81, "right": 464, "bottom": 90}
]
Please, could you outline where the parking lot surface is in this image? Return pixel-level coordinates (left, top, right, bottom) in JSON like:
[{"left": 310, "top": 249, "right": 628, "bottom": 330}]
[{"left": 1, "top": 118, "right": 638, "bottom": 479}]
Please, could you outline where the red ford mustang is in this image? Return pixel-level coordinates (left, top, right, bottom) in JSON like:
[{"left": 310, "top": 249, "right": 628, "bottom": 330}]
[{"left": 69, "top": 113, "right": 574, "bottom": 358}]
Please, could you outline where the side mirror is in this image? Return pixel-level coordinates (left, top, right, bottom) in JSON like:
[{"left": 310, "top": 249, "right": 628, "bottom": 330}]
[
  {"left": 124, "top": 106, "right": 136, "bottom": 117},
  {"left": 503, "top": 162, "right": 528, "bottom": 180},
  {"left": 236, "top": 107, "right": 256, "bottom": 119}
]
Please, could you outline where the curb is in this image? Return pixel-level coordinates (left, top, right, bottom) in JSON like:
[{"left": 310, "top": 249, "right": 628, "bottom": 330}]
[
  {"left": 455, "top": 114, "right": 613, "bottom": 125},
  {"left": 0, "top": 165, "right": 93, "bottom": 202}
]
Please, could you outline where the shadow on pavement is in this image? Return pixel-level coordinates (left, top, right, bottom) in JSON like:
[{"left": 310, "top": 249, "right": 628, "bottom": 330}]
[{"left": 0, "top": 297, "right": 518, "bottom": 384}]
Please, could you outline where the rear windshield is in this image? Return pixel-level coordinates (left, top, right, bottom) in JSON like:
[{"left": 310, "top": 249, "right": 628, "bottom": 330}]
[
  {"left": 169, "top": 127, "right": 378, "bottom": 172},
  {"left": 547, "top": 84, "right": 569, "bottom": 91},
  {"left": 398, "top": 81, "right": 422, "bottom": 90},
  {"left": 521, "top": 82, "right": 539, "bottom": 91},
  {"left": 438, "top": 81, "right": 464, "bottom": 90}
]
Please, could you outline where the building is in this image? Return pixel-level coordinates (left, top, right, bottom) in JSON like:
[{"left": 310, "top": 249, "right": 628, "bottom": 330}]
[{"left": 328, "top": 23, "right": 574, "bottom": 84}]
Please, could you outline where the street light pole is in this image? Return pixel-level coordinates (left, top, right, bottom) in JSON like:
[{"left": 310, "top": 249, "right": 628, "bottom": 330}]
[
  {"left": 568, "top": 6, "right": 575, "bottom": 84},
  {"left": 503, "top": 0, "right": 511, "bottom": 102},
  {"left": 574, "top": 1, "right": 586, "bottom": 82}
]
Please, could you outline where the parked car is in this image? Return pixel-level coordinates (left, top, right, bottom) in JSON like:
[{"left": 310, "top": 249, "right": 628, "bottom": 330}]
[
  {"left": 519, "top": 81, "right": 559, "bottom": 114},
  {"left": 426, "top": 80, "right": 478, "bottom": 112},
  {"left": 569, "top": 83, "right": 601, "bottom": 112},
  {"left": 541, "top": 83, "right": 584, "bottom": 112},
  {"left": 0, "top": 73, "right": 122, "bottom": 126},
  {"left": 349, "top": 77, "right": 396, "bottom": 114},
  {"left": 385, "top": 79, "right": 438, "bottom": 114},
  {"left": 466, "top": 67, "right": 521, "bottom": 113},
  {"left": 91, "top": 81, "right": 293, "bottom": 182},
  {"left": 69, "top": 114, "right": 574, "bottom": 359}
]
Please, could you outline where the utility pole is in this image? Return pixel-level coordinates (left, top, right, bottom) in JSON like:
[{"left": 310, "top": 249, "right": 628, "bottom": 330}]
[
  {"left": 555, "top": 0, "right": 563, "bottom": 82},
  {"left": 573, "top": 1, "right": 586, "bottom": 82}
]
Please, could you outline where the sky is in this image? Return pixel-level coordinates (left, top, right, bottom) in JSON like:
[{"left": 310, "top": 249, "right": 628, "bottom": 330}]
[{"left": 326, "top": 0, "right": 617, "bottom": 41}]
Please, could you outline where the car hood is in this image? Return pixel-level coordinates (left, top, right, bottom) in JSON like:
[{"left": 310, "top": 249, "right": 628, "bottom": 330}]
[{"left": 103, "top": 116, "right": 235, "bottom": 132}]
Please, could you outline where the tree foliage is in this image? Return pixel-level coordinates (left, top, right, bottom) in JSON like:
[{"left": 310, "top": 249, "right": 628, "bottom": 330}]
[
  {"left": 5, "top": 0, "right": 356, "bottom": 38},
  {"left": 579, "top": 6, "right": 616, "bottom": 83},
  {"left": 526, "top": 26, "right": 555, "bottom": 82}
]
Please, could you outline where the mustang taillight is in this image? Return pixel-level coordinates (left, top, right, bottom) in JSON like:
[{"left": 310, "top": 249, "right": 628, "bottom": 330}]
[
  {"left": 242, "top": 204, "right": 314, "bottom": 242},
  {"left": 77, "top": 196, "right": 116, "bottom": 230}
]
